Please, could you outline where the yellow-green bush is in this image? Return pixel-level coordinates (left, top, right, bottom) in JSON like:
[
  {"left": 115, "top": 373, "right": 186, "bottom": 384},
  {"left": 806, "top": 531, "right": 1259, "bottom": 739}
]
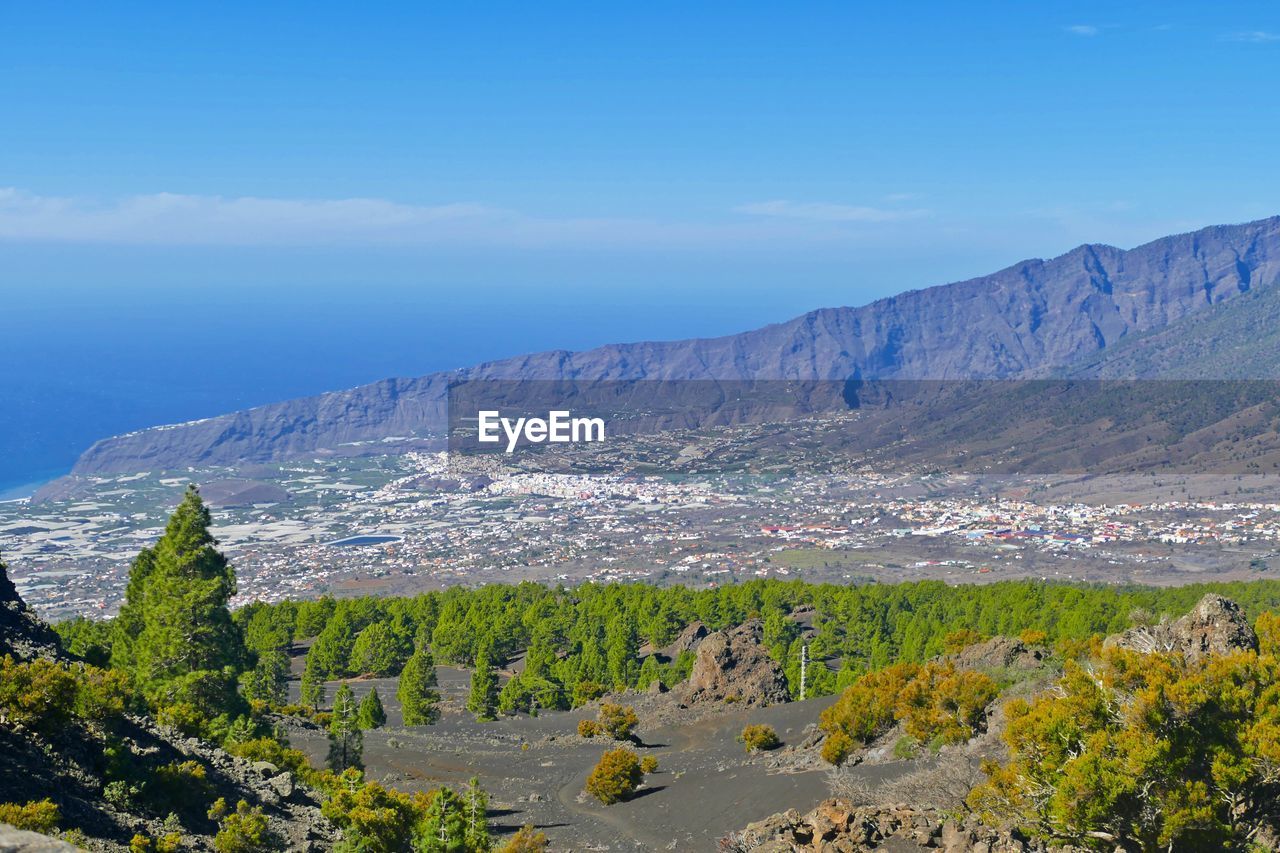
[
  {"left": 818, "top": 661, "right": 998, "bottom": 763},
  {"left": 223, "top": 736, "right": 309, "bottom": 775},
  {"left": 320, "top": 768, "right": 438, "bottom": 852},
  {"left": 0, "top": 799, "right": 59, "bottom": 834},
  {"left": 500, "top": 823, "right": 549, "bottom": 852},
  {"left": 585, "top": 748, "right": 645, "bottom": 805},
  {"left": 969, "top": 642, "right": 1280, "bottom": 850},
  {"left": 821, "top": 731, "right": 855, "bottom": 766},
  {"left": 943, "top": 628, "right": 986, "bottom": 654},
  {"left": 155, "top": 702, "right": 207, "bottom": 737},
  {"left": 0, "top": 655, "right": 77, "bottom": 734},
  {"left": 150, "top": 760, "right": 212, "bottom": 813},
  {"left": 597, "top": 703, "right": 638, "bottom": 740},
  {"left": 739, "top": 724, "right": 781, "bottom": 752},
  {"left": 213, "top": 800, "right": 274, "bottom": 852}
]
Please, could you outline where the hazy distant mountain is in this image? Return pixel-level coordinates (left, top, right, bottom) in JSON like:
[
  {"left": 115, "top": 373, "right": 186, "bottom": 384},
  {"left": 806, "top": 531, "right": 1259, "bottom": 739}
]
[{"left": 71, "top": 216, "right": 1280, "bottom": 475}]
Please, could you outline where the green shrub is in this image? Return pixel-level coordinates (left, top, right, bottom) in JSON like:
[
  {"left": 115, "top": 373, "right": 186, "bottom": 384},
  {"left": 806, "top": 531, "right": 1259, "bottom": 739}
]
[
  {"left": 597, "top": 703, "right": 638, "bottom": 740},
  {"left": 0, "top": 655, "right": 77, "bottom": 734},
  {"left": 577, "top": 719, "right": 601, "bottom": 738},
  {"left": 892, "top": 736, "right": 920, "bottom": 760},
  {"left": 213, "top": 800, "right": 275, "bottom": 852},
  {"left": 739, "top": 724, "right": 781, "bottom": 752}
]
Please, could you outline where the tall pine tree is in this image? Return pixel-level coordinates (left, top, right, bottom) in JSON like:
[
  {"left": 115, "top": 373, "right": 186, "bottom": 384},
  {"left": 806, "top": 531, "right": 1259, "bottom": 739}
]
[
  {"left": 466, "top": 644, "right": 498, "bottom": 722},
  {"left": 114, "top": 486, "right": 249, "bottom": 717},
  {"left": 327, "top": 683, "right": 363, "bottom": 771},
  {"left": 398, "top": 643, "right": 440, "bottom": 725},
  {"left": 462, "top": 777, "right": 489, "bottom": 851},
  {"left": 357, "top": 687, "right": 386, "bottom": 729},
  {"left": 300, "top": 654, "right": 326, "bottom": 712}
]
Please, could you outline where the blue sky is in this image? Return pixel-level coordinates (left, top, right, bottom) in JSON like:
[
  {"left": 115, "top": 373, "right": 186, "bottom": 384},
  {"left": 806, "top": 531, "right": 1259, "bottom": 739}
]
[
  {"left": 2, "top": 2, "right": 1280, "bottom": 488},
  {"left": 4, "top": 2, "right": 1279, "bottom": 301}
]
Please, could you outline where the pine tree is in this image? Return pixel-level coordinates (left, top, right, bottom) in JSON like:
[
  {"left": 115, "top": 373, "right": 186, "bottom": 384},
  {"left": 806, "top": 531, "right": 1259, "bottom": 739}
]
[
  {"left": 116, "top": 486, "right": 249, "bottom": 716},
  {"left": 300, "top": 655, "right": 326, "bottom": 712},
  {"left": 241, "top": 648, "right": 289, "bottom": 706},
  {"left": 309, "top": 607, "right": 356, "bottom": 678},
  {"left": 463, "top": 777, "right": 489, "bottom": 851},
  {"left": 466, "top": 645, "right": 498, "bottom": 722},
  {"left": 349, "top": 621, "right": 400, "bottom": 676},
  {"left": 293, "top": 595, "right": 335, "bottom": 640},
  {"left": 418, "top": 787, "right": 464, "bottom": 852},
  {"left": 356, "top": 687, "right": 386, "bottom": 729},
  {"left": 636, "top": 654, "right": 662, "bottom": 690},
  {"left": 110, "top": 548, "right": 156, "bottom": 672},
  {"left": 327, "top": 683, "right": 363, "bottom": 771},
  {"left": 605, "top": 616, "right": 638, "bottom": 689},
  {"left": 398, "top": 644, "right": 440, "bottom": 725}
]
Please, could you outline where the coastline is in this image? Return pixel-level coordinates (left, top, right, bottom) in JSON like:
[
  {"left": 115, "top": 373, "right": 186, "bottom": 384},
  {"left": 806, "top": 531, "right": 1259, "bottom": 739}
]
[{"left": 0, "top": 473, "right": 61, "bottom": 503}]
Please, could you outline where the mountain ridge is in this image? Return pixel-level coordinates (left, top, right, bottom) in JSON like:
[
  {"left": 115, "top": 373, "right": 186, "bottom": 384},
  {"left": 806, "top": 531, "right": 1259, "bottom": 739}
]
[{"left": 71, "top": 215, "right": 1280, "bottom": 475}]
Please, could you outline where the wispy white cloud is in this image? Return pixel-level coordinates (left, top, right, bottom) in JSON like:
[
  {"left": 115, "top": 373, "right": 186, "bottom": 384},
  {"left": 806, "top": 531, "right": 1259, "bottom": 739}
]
[
  {"left": 0, "top": 188, "right": 504, "bottom": 244},
  {"left": 0, "top": 187, "right": 925, "bottom": 249},
  {"left": 1065, "top": 24, "right": 1099, "bottom": 36},
  {"left": 1222, "top": 30, "right": 1280, "bottom": 43},
  {"left": 733, "top": 200, "right": 931, "bottom": 223}
]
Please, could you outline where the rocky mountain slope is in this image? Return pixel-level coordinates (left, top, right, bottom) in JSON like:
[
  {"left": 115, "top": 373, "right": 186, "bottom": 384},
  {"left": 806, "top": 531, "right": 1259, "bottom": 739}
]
[
  {"left": 71, "top": 216, "right": 1280, "bottom": 475},
  {"left": 0, "top": 561, "right": 336, "bottom": 851}
]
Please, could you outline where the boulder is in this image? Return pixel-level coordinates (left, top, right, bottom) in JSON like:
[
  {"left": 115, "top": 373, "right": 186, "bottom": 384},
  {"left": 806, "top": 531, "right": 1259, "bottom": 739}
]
[
  {"left": 1106, "top": 594, "right": 1258, "bottom": 662},
  {"left": 679, "top": 619, "right": 790, "bottom": 706},
  {"left": 726, "top": 799, "right": 1049, "bottom": 851},
  {"left": 950, "top": 636, "right": 1047, "bottom": 672},
  {"left": 668, "top": 621, "right": 709, "bottom": 656},
  {"left": 0, "top": 824, "right": 80, "bottom": 852}
]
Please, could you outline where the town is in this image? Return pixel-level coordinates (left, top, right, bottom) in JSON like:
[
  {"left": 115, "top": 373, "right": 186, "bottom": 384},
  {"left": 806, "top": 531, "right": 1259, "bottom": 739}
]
[{"left": 3, "top": 417, "right": 1279, "bottom": 621}]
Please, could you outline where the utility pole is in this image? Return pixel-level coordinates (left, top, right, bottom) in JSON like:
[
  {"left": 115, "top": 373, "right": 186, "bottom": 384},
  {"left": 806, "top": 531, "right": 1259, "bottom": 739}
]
[{"left": 800, "top": 644, "right": 808, "bottom": 701}]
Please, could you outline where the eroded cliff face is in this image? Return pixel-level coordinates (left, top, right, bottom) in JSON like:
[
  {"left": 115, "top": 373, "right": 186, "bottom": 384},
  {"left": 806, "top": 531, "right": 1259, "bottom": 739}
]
[{"left": 70, "top": 216, "right": 1280, "bottom": 476}]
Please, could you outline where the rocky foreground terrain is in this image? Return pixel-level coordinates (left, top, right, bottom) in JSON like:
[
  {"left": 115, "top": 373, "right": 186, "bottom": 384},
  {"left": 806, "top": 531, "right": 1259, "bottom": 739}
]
[
  {"left": 0, "top": 561, "right": 337, "bottom": 852},
  {"left": 2, "top": 539, "right": 1273, "bottom": 852},
  {"left": 727, "top": 594, "right": 1262, "bottom": 852}
]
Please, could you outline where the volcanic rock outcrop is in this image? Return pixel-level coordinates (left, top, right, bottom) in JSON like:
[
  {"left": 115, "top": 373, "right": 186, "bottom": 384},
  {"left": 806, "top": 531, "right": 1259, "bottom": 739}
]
[
  {"left": 680, "top": 619, "right": 790, "bottom": 706},
  {"left": 727, "top": 799, "right": 1050, "bottom": 852},
  {"left": 0, "top": 560, "right": 61, "bottom": 662},
  {"left": 1105, "top": 593, "right": 1258, "bottom": 661}
]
